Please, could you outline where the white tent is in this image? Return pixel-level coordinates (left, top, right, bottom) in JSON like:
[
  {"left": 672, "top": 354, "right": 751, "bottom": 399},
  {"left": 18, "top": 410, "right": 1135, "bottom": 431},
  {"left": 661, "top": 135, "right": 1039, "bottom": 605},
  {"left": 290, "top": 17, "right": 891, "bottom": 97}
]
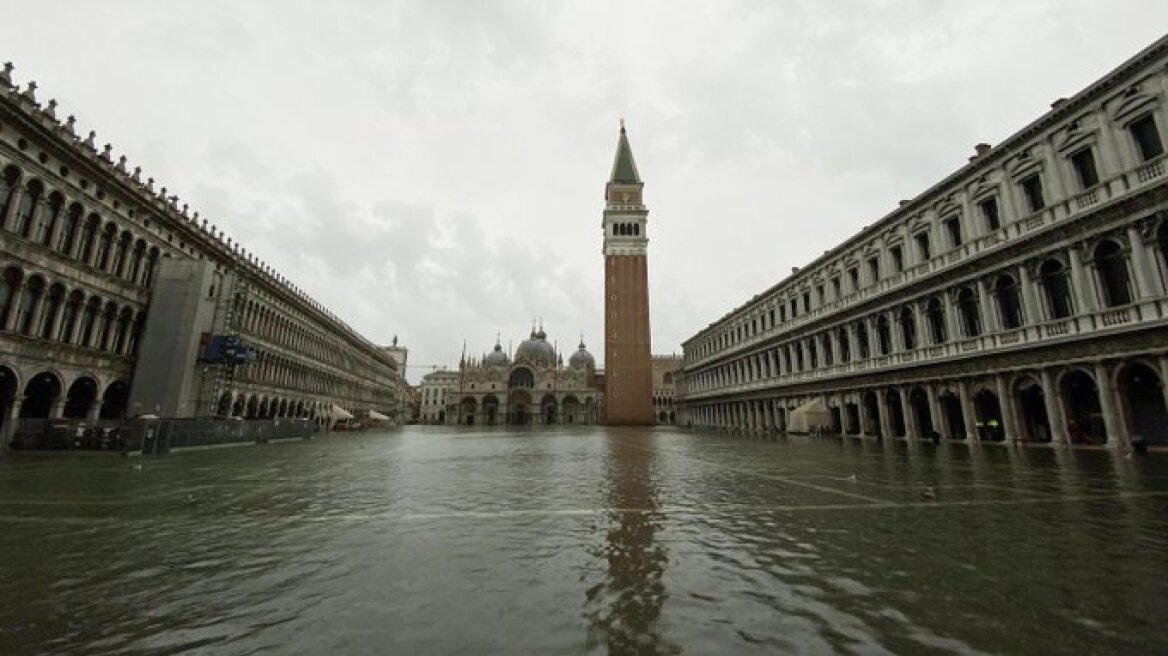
[
  {"left": 328, "top": 404, "right": 354, "bottom": 420},
  {"left": 788, "top": 397, "right": 831, "bottom": 434},
  {"left": 367, "top": 410, "right": 390, "bottom": 422}
]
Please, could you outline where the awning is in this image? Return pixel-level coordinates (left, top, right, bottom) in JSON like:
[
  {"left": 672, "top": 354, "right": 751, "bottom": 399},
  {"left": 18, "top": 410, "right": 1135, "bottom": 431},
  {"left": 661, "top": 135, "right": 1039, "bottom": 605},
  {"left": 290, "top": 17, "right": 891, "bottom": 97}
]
[
  {"left": 329, "top": 404, "right": 354, "bottom": 420},
  {"left": 367, "top": 410, "right": 390, "bottom": 421},
  {"left": 788, "top": 397, "right": 831, "bottom": 434}
]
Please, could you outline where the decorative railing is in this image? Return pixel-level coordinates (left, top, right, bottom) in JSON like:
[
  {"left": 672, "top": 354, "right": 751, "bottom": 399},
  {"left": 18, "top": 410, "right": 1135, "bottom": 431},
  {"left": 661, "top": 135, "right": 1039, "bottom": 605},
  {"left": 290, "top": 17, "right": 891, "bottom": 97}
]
[{"left": 686, "top": 154, "right": 1167, "bottom": 372}]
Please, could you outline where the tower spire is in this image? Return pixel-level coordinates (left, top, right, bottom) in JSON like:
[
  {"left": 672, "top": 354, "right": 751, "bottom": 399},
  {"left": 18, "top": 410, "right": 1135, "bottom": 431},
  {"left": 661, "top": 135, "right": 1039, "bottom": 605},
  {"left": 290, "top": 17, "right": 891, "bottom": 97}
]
[{"left": 609, "top": 119, "right": 641, "bottom": 184}]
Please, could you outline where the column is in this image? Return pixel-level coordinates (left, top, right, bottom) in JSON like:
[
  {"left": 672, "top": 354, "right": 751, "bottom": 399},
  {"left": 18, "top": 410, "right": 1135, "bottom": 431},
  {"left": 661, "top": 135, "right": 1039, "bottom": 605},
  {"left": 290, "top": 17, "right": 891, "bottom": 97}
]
[
  {"left": 995, "top": 374, "right": 1018, "bottom": 442},
  {"left": 3, "top": 280, "right": 24, "bottom": 331},
  {"left": 959, "top": 381, "right": 977, "bottom": 441},
  {"left": 900, "top": 387, "right": 918, "bottom": 438},
  {"left": 2, "top": 397, "right": 23, "bottom": 446},
  {"left": 1040, "top": 368, "right": 1068, "bottom": 444},
  {"left": 1068, "top": 245, "right": 1097, "bottom": 313},
  {"left": 2, "top": 185, "right": 25, "bottom": 230},
  {"left": 1018, "top": 263, "right": 1038, "bottom": 326},
  {"left": 1127, "top": 226, "right": 1161, "bottom": 299},
  {"left": 978, "top": 278, "right": 997, "bottom": 335},
  {"left": 943, "top": 289, "right": 960, "bottom": 342},
  {"left": 1094, "top": 362, "right": 1124, "bottom": 449},
  {"left": 877, "top": 390, "right": 893, "bottom": 439},
  {"left": 847, "top": 324, "right": 860, "bottom": 362},
  {"left": 866, "top": 317, "right": 879, "bottom": 358},
  {"left": 926, "top": 385, "right": 945, "bottom": 439}
]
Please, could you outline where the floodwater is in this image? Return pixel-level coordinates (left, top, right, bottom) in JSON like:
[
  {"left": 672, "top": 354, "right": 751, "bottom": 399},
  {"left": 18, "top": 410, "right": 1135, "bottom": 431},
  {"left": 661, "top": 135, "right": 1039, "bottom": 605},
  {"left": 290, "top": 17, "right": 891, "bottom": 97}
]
[{"left": 1, "top": 427, "right": 1167, "bottom": 655}]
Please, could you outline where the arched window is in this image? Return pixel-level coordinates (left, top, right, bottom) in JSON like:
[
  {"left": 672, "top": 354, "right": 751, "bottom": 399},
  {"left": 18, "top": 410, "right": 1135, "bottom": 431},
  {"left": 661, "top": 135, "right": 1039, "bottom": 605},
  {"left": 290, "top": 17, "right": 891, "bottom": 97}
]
[
  {"left": 1038, "top": 259, "right": 1074, "bottom": 319},
  {"left": 876, "top": 315, "right": 892, "bottom": 355},
  {"left": 78, "top": 214, "right": 101, "bottom": 264},
  {"left": 38, "top": 193, "right": 63, "bottom": 247},
  {"left": 994, "top": 275, "right": 1024, "bottom": 329},
  {"left": 837, "top": 327, "right": 850, "bottom": 363},
  {"left": 14, "top": 180, "right": 41, "bottom": 238},
  {"left": 957, "top": 287, "right": 982, "bottom": 337},
  {"left": 0, "top": 267, "right": 19, "bottom": 328},
  {"left": 1158, "top": 222, "right": 1168, "bottom": 288},
  {"left": 822, "top": 334, "right": 833, "bottom": 366},
  {"left": 898, "top": 307, "right": 917, "bottom": 350},
  {"left": 16, "top": 276, "right": 43, "bottom": 335},
  {"left": 39, "top": 285, "right": 64, "bottom": 339},
  {"left": 925, "top": 296, "right": 947, "bottom": 344},
  {"left": 142, "top": 247, "right": 160, "bottom": 287},
  {"left": 112, "top": 231, "right": 131, "bottom": 276},
  {"left": 1094, "top": 240, "right": 1132, "bottom": 307},
  {"left": 96, "top": 224, "right": 116, "bottom": 271},
  {"left": 0, "top": 166, "right": 19, "bottom": 226},
  {"left": 58, "top": 291, "right": 84, "bottom": 343},
  {"left": 633, "top": 223, "right": 640, "bottom": 236},
  {"left": 128, "top": 240, "right": 147, "bottom": 282},
  {"left": 58, "top": 204, "right": 83, "bottom": 256},
  {"left": 79, "top": 297, "right": 101, "bottom": 347},
  {"left": 807, "top": 340, "right": 818, "bottom": 368},
  {"left": 855, "top": 321, "right": 870, "bottom": 359},
  {"left": 508, "top": 367, "right": 535, "bottom": 388},
  {"left": 99, "top": 303, "right": 117, "bottom": 351}
]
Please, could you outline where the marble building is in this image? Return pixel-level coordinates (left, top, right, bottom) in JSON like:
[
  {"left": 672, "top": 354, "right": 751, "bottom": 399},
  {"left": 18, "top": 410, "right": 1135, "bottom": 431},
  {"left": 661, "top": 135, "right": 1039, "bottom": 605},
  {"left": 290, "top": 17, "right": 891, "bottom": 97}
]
[
  {"left": 0, "top": 63, "right": 405, "bottom": 443},
  {"left": 675, "top": 36, "right": 1168, "bottom": 448},
  {"left": 446, "top": 327, "right": 602, "bottom": 425}
]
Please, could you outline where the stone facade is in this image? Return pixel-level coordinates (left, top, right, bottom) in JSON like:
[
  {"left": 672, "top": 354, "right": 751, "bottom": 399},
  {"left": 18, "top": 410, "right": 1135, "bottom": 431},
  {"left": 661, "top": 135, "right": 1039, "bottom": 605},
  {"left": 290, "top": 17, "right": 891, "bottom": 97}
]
[
  {"left": 419, "top": 369, "right": 459, "bottom": 424},
  {"left": 651, "top": 355, "right": 681, "bottom": 424},
  {"left": 675, "top": 36, "right": 1168, "bottom": 449},
  {"left": 603, "top": 122, "right": 654, "bottom": 425},
  {"left": 445, "top": 329, "right": 601, "bottom": 425},
  {"left": 0, "top": 63, "right": 406, "bottom": 443}
]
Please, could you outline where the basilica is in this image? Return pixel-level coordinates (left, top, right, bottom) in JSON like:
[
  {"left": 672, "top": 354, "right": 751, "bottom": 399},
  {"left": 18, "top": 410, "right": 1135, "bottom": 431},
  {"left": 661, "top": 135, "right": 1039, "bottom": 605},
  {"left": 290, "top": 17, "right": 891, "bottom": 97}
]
[{"left": 444, "top": 326, "right": 602, "bottom": 425}]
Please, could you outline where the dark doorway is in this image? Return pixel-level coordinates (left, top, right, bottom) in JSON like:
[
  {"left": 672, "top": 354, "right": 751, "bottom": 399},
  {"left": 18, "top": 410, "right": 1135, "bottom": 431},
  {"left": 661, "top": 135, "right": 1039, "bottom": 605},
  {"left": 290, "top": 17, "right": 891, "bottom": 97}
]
[{"left": 1118, "top": 363, "right": 1168, "bottom": 445}]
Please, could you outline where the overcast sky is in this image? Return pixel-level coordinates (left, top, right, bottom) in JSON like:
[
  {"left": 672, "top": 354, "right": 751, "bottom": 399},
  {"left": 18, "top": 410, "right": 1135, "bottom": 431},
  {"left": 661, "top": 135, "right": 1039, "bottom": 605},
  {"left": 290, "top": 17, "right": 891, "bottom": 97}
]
[{"left": 5, "top": 2, "right": 1167, "bottom": 382}]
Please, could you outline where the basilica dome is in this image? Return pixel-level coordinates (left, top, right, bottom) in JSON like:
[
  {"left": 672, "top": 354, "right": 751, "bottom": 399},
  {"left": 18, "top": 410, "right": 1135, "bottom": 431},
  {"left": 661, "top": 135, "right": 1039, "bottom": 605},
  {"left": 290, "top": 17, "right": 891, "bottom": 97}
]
[
  {"left": 515, "top": 328, "right": 556, "bottom": 366},
  {"left": 484, "top": 342, "right": 510, "bottom": 367},
  {"left": 569, "top": 339, "right": 595, "bottom": 370}
]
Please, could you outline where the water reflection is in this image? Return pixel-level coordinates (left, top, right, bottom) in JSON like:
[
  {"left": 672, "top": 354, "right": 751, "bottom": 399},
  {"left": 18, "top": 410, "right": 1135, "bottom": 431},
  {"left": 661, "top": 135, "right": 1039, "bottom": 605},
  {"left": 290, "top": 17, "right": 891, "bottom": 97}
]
[{"left": 585, "top": 429, "right": 677, "bottom": 655}]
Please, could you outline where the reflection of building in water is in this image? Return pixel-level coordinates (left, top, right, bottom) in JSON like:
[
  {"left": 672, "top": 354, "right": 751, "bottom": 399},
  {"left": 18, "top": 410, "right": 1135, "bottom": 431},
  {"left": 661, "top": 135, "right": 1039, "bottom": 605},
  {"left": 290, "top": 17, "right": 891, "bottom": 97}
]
[
  {"left": 586, "top": 433, "right": 674, "bottom": 655},
  {"left": 652, "top": 355, "right": 682, "bottom": 425},
  {"left": 446, "top": 326, "right": 602, "bottom": 425},
  {"left": 676, "top": 36, "right": 1168, "bottom": 449}
]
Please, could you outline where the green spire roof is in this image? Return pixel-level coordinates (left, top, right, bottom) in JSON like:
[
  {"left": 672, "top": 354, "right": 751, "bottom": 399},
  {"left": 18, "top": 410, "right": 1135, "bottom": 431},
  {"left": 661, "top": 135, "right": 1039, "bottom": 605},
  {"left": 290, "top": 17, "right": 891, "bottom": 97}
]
[{"left": 609, "top": 120, "right": 642, "bottom": 184}]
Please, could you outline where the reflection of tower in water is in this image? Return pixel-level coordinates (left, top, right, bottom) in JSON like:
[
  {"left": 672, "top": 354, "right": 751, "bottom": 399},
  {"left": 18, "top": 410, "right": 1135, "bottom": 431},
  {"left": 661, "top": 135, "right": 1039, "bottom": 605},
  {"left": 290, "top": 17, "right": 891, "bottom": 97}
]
[{"left": 585, "top": 431, "right": 677, "bottom": 655}]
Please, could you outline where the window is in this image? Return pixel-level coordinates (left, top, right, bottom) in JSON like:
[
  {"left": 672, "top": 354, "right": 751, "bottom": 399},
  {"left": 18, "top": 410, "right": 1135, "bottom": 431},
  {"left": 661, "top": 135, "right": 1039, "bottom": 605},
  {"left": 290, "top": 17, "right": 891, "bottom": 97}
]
[
  {"left": 925, "top": 297, "right": 947, "bottom": 344},
  {"left": 769, "top": 309, "right": 775, "bottom": 326},
  {"left": 837, "top": 327, "right": 850, "bottom": 363},
  {"left": 1094, "top": 240, "right": 1132, "bottom": 307},
  {"left": 943, "top": 217, "right": 963, "bottom": 248},
  {"left": 779, "top": 305, "right": 786, "bottom": 322},
  {"left": 956, "top": 287, "right": 982, "bottom": 337},
  {"left": 816, "top": 285, "right": 825, "bottom": 306},
  {"left": 1130, "top": 115, "right": 1164, "bottom": 161},
  {"left": 1021, "top": 174, "right": 1045, "bottom": 213},
  {"left": 856, "top": 321, "right": 870, "bottom": 359},
  {"left": 802, "top": 292, "right": 810, "bottom": 313},
  {"left": 898, "top": 307, "right": 916, "bottom": 350},
  {"left": 994, "top": 275, "right": 1024, "bottom": 329},
  {"left": 914, "top": 232, "right": 931, "bottom": 262},
  {"left": 875, "top": 315, "right": 892, "bottom": 355},
  {"left": 790, "top": 299, "right": 797, "bottom": 318},
  {"left": 890, "top": 246, "right": 904, "bottom": 272},
  {"left": 1070, "top": 148, "right": 1100, "bottom": 189},
  {"left": 867, "top": 257, "right": 880, "bottom": 285},
  {"left": 848, "top": 268, "right": 860, "bottom": 291},
  {"left": 831, "top": 277, "right": 841, "bottom": 299},
  {"left": 979, "top": 197, "right": 1001, "bottom": 231}
]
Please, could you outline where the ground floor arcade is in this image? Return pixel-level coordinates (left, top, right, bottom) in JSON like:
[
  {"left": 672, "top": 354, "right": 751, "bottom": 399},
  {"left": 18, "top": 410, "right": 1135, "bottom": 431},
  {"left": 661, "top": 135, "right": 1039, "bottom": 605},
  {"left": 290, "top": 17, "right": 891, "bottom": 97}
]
[{"left": 679, "top": 355, "right": 1168, "bottom": 448}]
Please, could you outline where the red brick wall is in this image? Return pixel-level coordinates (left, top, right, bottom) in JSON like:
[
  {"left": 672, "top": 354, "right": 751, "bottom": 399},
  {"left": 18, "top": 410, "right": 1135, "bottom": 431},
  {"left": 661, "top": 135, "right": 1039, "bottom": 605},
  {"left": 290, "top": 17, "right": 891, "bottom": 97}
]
[{"left": 604, "top": 254, "right": 654, "bottom": 425}]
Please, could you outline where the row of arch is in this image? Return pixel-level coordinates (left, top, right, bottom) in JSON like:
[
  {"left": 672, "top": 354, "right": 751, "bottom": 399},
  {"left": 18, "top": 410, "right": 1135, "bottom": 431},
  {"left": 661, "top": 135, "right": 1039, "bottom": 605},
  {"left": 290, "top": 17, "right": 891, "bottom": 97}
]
[
  {"left": 454, "top": 393, "right": 599, "bottom": 426},
  {"left": 610, "top": 222, "right": 641, "bottom": 237},
  {"left": 687, "top": 227, "right": 1168, "bottom": 393},
  {"left": 687, "top": 106, "right": 1167, "bottom": 363},
  {"left": 686, "top": 358, "right": 1168, "bottom": 447},
  {"left": 0, "top": 264, "right": 145, "bottom": 355},
  {"left": 1, "top": 165, "right": 162, "bottom": 289},
  {"left": 0, "top": 367, "right": 128, "bottom": 428}
]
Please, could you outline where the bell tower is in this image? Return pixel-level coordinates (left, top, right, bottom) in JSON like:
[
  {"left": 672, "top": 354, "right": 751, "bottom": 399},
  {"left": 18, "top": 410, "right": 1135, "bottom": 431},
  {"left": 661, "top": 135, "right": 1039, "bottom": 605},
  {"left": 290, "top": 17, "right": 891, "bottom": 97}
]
[{"left": 602, "top": 120, "right": 654, "bottom": 425}]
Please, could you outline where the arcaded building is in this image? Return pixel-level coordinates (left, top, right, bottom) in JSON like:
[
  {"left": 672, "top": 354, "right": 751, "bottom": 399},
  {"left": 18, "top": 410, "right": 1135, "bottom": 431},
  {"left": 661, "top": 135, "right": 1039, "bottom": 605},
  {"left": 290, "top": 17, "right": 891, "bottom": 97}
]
[
  {"left": 675, "top": 36, "right": 1168, "bottom": 448},
  {"left": 0, "top": 63, "right": 405, "bottom": 441},
  {"left": 651, "top": 355, "right": 681, "bottom": 425},
  {"left": 447, "top": 328, "right": 601, "bottom": 425}
]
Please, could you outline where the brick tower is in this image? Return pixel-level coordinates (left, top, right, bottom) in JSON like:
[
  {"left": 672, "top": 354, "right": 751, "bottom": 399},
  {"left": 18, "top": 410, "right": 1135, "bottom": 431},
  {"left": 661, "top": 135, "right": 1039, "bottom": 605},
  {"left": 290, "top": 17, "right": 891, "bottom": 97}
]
[{"left": 602, "top": 120, "right": 654, "bottom": 425}]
